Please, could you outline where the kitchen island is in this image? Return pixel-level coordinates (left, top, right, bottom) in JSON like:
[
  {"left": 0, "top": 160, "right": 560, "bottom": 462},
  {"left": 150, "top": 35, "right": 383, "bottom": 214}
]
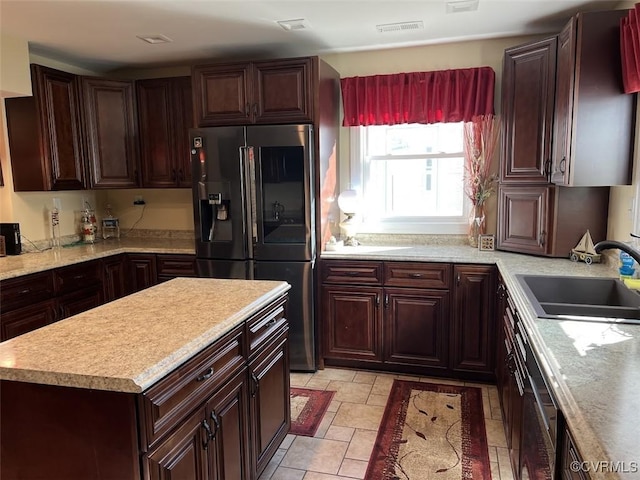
[{"left": 0, "top": 277, "right": 291, "bottom": 480}]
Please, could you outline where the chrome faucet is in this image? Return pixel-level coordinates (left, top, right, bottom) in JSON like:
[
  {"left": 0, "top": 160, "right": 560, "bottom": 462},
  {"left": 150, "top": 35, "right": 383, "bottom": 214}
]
[{"left": 593, "top": 239, "right": 640, "bottom": 265}]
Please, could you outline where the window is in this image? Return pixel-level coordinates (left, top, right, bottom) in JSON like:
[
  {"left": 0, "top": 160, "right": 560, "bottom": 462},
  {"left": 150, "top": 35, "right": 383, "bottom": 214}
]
[{"left": 351, "top": 123, "right": 468, "bottom": 234}]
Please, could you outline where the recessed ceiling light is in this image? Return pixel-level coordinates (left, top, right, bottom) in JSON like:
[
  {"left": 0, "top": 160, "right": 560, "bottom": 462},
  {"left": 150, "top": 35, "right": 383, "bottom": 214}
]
[
  {"left": 136, "top": 34, "right": 173, "bottom": 44},
  {"left": 446, "top": 0, "right": 479, "bottom": 14},
  {"left": 277, "top": 18, "right": 311, "bottom": 31},
  {"left": 376, "top": 21, "right": 424, "bottom": 34}
]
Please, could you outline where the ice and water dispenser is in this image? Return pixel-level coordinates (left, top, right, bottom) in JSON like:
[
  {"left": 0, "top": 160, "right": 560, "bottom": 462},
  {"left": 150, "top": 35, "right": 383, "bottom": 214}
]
[{"left": 198, "top": 183, "right": 232, "bottom": 242}]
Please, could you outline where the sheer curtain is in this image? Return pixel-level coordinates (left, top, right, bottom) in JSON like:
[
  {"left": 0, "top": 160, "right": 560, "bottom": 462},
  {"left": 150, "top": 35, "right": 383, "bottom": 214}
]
[{"left": 340, "top": 66, "right": 495, "bottom": 127}]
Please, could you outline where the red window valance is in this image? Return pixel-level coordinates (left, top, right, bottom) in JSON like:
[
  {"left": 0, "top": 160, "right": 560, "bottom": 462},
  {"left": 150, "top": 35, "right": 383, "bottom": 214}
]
[
  {"left": 621, "top": 5, "right": 640, "bottom": 94},
  {"left": 340, "top": 66, "right": 495, "bottom": 127}
]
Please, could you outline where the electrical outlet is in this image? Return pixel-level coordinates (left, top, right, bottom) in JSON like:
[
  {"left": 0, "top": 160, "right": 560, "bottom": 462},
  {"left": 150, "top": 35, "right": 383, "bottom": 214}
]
[
  {"left": 133, "top": 195, "right": 145, "bottom": 206},
  {"left": 52, "top": 197, "right": 62, "bottom": 210}
]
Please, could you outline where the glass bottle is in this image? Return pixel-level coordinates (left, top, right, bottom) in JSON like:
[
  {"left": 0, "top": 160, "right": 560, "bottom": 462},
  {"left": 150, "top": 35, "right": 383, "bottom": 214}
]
[{"left": 102, "top": 204, "right": 120, "bottom": 240}]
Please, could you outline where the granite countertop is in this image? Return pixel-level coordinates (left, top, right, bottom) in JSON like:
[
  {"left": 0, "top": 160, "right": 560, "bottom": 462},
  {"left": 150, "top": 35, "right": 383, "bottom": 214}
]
[
  {"left": 0, "top": 237, "right": 196, "bottom": 281},
  {"left": 323, "top": 245, "right": 639, "bottom": 480},
  {"left": 0, "top": 278, "right": 289, "bottom": 393}
]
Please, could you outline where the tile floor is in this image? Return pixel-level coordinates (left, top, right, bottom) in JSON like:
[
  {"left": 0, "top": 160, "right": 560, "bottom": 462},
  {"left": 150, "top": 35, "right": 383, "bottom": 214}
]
[{"left": 258, "top": 367, "right": 514, "bottom": 480}]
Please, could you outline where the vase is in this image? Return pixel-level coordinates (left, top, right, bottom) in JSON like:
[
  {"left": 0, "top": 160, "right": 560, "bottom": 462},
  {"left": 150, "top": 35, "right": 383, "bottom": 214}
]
[{"left": 468, "top": 203, "right": 486, "bottom": 247}]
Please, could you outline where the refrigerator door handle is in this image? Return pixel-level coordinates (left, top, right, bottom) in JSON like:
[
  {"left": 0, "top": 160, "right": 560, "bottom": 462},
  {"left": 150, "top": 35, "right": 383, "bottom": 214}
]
[{"left": 241, "top": 146, "right": 258, "bottom": 246}]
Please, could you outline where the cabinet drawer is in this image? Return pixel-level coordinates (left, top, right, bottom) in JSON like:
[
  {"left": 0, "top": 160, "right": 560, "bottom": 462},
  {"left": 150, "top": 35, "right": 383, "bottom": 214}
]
[
  {"left": 140, "top": 323, "right": 246, "bottom": 449},
  {"left": 0, "top": 271, "right": 55, "bottom": 312},
  {"left": 384, "top": 262, "right": 451, "bottom": 288},
  {"left": 247, "top": 296, "right": 287, "bottom": 356},
  {"left": 54, "top": 260, "right": 102, "bottom": 295},
  {"left": 321, "top": 261, "right": 383, "bottom": 285},
  {"left": 156, "top": 254, "right": 196, "bottom": 277}
]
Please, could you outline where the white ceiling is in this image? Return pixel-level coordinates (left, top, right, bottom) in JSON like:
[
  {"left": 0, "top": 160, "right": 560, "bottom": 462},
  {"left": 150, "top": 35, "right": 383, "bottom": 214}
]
[{"left": 0, "top": 0, "right": 629, "bottom": 73}]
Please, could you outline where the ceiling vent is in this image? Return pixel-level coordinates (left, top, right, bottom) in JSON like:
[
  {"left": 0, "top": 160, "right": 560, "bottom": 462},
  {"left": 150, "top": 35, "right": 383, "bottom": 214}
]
[
  {"left": 376, "top": 21, "right": 424, "bottom": 34},
  {"left": 446, "top": 0, "right": 479, "bottom": 14},
  {"left": 277, "top": 18, "right": 311, "bottom": 31},
  {"left": 136, "top": 34, "right": 173, "bottom": 44}
]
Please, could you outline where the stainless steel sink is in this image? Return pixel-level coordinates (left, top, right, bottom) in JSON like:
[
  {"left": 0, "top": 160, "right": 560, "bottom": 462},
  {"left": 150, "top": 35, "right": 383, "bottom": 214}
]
[{"left": 516, "top": 274, "right": 640, "bottom": 324}]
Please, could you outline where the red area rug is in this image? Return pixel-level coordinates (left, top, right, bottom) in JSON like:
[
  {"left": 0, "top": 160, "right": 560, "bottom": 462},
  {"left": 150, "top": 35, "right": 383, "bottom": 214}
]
[
  {"left": 366, "top": 380, "right": 492, "bottom": 480},
  {"left": 290, "top": 387, "right": 335, "bottom": 437}
]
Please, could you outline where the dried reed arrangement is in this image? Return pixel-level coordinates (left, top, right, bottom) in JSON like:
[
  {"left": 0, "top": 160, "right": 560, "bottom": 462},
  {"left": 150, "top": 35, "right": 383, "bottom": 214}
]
[{"left": 463, "top": 115, "right": 499, "bottom": 207}]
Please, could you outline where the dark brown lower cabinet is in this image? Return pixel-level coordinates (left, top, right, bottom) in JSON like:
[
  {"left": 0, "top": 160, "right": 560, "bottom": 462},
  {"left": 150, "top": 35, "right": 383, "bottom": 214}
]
[
  {"left": 0, "top": 300, "right": 57, "bottom": 341},
  {"left": 495, "top": 282, "right": 525, "bottom": 480},
  {"left": 451, "top": 265, "right": 496, "bottom": 381},
  {"left": 104, "top": 254, "right": 128, "bottom": 302},
  {"left": 145, "top": 406, "right": 209, "bottom": 480},
  {"left": 206, "top": 368, "right": 251, "bottom": 480},
  {"left": 1, "top": 293, "right": 289, "bottom": 480},
  {"left": 58, "top": 286, "right": 103, "bottom": 318},
  {"left": 322, "top": 285, "right": 383, "bottom": 363},
  {"left": 127, "top": 254, "right": 158, "bottom": 293},
  {"left": 321, "top": 260, "right": 496, "bottom": 379},
  {"left": 385, "top": 287, "right": 449, "bottom": 370},
  {"left": 249, "top": 329, "right": 290, "bottom": 478}
]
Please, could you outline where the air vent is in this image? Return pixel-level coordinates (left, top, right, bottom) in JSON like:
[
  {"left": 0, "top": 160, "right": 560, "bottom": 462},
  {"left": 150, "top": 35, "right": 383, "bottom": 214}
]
[
  {"left": 446, "top": 0, "right": 479, "bottom": 14},
  {"left": 277, "top": 18, "right": 312, "bottom": 31},
  {"left": 136, "top": 34, "right": 173, "bottom": 44},
  {"left": 376, "top": 21, "right": 424, "bottom": 33}
]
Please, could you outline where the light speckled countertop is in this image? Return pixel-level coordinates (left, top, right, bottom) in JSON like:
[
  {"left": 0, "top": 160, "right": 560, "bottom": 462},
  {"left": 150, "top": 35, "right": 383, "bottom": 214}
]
[
  {"left": 0, "top": 277, "right": 289, "bottom": 393},
  {"left": 0, "top": 237, "right": 195, "bottom": 281},
  {"left": 323, "top": 245, "right": 639, "bottom": 480}
]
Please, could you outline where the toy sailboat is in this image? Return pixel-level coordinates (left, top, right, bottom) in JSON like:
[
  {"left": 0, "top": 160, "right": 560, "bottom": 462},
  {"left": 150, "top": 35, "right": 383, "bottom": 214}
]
[{"left": 570, "top": 230, "right": 601, "bottom": 264}]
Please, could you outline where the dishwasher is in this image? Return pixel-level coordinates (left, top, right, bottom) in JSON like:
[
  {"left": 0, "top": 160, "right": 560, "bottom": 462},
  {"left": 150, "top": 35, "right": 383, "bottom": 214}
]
[{"left": 519, "top": 322, "right": 561, "bottom": 480}]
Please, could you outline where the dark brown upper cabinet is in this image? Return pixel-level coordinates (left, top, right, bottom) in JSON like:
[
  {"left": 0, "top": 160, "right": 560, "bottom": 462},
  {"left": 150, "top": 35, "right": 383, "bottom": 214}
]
[
  {"left": 500, "top": 37, "right": 557, "bottom": 184},
  {"left": 192, "top": 57, "right": 314, "bottom": 127},
  {"left": 5, "top": 64, "right": 86, "bottom": 191},
  {"left": 551, "top": 10, "right": 635, "bottom": 187},
  {"left": 137, "top": 76, "right": 193, "bottom": 188},
  {"left": 82, "top": 77, "right": 140, "bottom": 188}
]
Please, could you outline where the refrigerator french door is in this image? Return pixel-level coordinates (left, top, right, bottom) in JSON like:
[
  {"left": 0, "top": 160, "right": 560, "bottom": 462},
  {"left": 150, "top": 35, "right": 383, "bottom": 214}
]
[{"left": 191, "top": 125, "right": 316, "bottom": 371}]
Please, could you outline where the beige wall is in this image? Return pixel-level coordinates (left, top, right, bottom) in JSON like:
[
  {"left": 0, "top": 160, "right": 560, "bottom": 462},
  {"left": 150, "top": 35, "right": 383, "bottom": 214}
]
[{"left": 0, "top": 34, "right": 31, "bottom": 98}]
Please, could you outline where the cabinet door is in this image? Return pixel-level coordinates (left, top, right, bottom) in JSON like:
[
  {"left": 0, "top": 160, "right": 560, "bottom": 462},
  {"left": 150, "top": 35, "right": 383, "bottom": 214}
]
[
  {"left": 192, "top": 63, "right": 251, "bottom": 126},
  {"left": 5, "top": 65, "right": 85, "bottom": 191},
  {"left": 127, "top": 254, "right": 158, "bottom": 293},
  {"left": 501, "top": 37, "right": 556, "bottom": 183},
  {"left": 551, "top": 18, "right": 575, "bottom": 186},
  {"left": 552, "top": 11, "right": 632, "bottom": 187},
  {"left": 156, "top": 254, "right": 197, "bottom": 283},
  {"left": 206, "top": 369, "right": 251, "bottom": 480},
  {"left": 384, "top": 287, "right": 449, "bottom": 369},
  {"left": 83, "top": 77, "right": 140, "bottom": 188},
  {"left": 253, "top": 58, "right": 314, "bottom": 124},
  {"left": 137, "top": 78, "right": 175, "bottom": 187},
  {"left": 137, "top": 77, "right": 193, "bottom": 188},
  {"left": 451, "top": 265, "right": 496, "bottom": 377},
  {"left": 322, "top": 285, "right": 383, "bottom": 362},
  {"left": 0, "top": 300, "right": 57, "bottom": 341},
  {"left": 174, "top": 76, "right": 194, "bottom": 187},
  {"left": 497, "top": 185, "right": 553, "bottom": 256},
  {"left": 249, "top": 330, "right": 290, "bottom": 478},
  {"left": 146, "top": 407, "right": 209, "bottom": 480},
  {"left": 58, "top": 286, "right": 103, "bottom": 319},
  {"left": 103, "top": 254, "right": 127, "bottom": 302}
]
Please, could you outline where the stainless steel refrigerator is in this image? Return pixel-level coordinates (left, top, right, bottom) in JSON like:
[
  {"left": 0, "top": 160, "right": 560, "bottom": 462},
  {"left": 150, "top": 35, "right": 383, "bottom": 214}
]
[{"left": 190, "top": 125, "right": 316, "bottom": 371}]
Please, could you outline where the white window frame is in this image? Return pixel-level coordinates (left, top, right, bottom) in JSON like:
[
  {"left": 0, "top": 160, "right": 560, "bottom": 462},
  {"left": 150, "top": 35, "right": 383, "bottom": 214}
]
[{"left": 349, "top": 126, "right": 470, "bottom": 234}]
